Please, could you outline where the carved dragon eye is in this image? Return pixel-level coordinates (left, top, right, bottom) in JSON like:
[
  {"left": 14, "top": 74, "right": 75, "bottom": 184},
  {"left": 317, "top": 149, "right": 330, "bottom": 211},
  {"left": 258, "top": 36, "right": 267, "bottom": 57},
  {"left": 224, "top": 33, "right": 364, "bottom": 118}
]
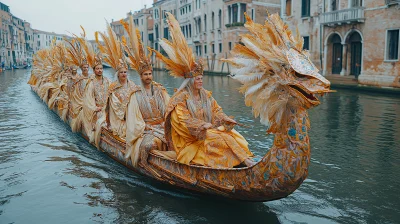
[{"left": 294, "top": 72, "right": 307, "bottom": 79}]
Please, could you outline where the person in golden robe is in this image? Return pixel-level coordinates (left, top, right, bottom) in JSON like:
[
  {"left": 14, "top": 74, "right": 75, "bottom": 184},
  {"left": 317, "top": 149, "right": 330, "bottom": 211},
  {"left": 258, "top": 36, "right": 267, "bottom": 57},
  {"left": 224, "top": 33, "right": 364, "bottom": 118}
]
[
  {"left": 150, "top": 13, "right": 255, "bottom": 168},
  {"left": 65, "top": 28, "right": 96, "bottom": 132},
  {"left": 67, "top": 59, "right": 90, "bottom": 132},
  {"left": 95, "top": 24, "right": 136, "bottom": 139},
  {"left": 107, "top": 62, "right": 136, "bottom": 138},
  {"left": 119, "top": 16, "right": 170, "bottom": 167},
  {"left": 82, "top": 55, "right": 110, "bottom": 147}
]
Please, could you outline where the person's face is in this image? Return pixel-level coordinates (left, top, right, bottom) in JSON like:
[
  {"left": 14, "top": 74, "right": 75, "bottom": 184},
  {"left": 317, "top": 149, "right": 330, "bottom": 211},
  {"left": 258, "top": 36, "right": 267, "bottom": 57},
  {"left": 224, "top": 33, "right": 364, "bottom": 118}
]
[
  {"left": 94, "top": 65, "right": 103, "bottom": 76},
  {"left": 140, "top": 70, "right": 153, "bottom": 85},
  {"left": 193, "top": 75, "right": 203, "bottom": 90},
  {"left": 118, "top": 68, "right": 128, "bottom": 83},
  {"left": 72, "top": 69, "right": 77, "bottom": 75},
  {"left": 81, "top": 64, "right": 89, "bottom": 74}
]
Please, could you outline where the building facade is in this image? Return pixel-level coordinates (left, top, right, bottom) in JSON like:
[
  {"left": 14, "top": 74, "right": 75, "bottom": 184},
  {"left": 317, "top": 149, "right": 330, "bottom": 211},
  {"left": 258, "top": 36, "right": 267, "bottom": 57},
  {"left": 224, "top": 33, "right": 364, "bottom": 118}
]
[
  {"left": 145, "top": 0, "right": 281, "bottom": 72},
  {"left": 0, "top": 2, "right": 71, "bottom": 68},
  {"left": 283, "top": 0, "right": 400, "bottom": 88},
  {"left": 110, "top": 0, "right": 400, "bottom": 88},
  {"left": 32, "top": 29, "right": 69, "bottom": 53}
]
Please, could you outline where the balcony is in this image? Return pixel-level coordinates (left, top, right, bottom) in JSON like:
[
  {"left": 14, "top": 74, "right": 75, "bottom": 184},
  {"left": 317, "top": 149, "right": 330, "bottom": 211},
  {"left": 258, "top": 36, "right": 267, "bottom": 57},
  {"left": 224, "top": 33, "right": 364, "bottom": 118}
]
[
  {"left": 321, "top": 7, "right": 365, "bottom": 26},
  {"left": 386, "top": 0, "right": 400, "bottom": 5},
  {"left": 225, "top": 22, "right": 244, "bottom": 28},
  {"left": 193, "top": 35, "right": 201, "bottom": 43}
]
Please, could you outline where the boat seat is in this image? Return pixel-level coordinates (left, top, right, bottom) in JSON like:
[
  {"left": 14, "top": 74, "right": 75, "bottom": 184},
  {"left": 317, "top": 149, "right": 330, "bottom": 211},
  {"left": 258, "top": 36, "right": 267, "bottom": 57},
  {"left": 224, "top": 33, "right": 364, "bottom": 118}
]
[{"left": 151, "top": 150, "right": 177, "bottom": 161}]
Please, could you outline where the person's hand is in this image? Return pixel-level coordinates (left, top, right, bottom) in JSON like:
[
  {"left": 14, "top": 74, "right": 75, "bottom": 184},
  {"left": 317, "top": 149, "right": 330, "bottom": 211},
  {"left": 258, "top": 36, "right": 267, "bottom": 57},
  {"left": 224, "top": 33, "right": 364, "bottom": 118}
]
[
  {"left": 95, "top": 106, "right": 102, "bottom": 112},
  {"left": 201, "top": 123, "right": 212, "bottom": 130},
  {"left": 224, "top": 117, "right": 237, "bottom": 124}
]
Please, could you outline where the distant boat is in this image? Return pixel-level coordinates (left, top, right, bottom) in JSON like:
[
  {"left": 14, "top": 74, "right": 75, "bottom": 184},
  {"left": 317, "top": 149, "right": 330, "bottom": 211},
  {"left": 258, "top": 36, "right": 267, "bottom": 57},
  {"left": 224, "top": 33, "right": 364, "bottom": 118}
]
[
  {"left": 12, "top": 64, "right": 29, "bottom": 69},
  {"left": 102, "top": 62, "right": 111, "bottom": 68}
]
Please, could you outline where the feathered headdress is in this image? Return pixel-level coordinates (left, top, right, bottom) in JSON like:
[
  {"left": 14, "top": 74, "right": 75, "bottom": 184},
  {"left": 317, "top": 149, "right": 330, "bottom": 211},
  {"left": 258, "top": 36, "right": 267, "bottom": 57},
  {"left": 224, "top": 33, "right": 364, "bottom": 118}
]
[
  {"left": 95, "top": 21, "right": 127, "bottom": 71},
  {"left": 149, "top": 12, "right": 203, "bottom": 79},
  {"left": 120, "top": 16, "right": 152, "bottom": 75},
  {"left": 224, "top": 12, "right": 332, "bottom": 134},
  {"left": 75, "top": 26, "right": 97, "bottom": 68},
  {"left": 64, "top": 38, "right": 83, "bottom": 68}
]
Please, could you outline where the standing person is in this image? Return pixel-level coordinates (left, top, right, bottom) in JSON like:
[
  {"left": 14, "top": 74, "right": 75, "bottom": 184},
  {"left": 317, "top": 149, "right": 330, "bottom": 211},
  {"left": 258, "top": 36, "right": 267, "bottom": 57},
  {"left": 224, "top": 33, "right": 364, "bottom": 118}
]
[
  {"left": 120, "top": 16, "right": 170, "bottom": 167},
  {"left": 65, "top": 35, "right": 92, "bottom": 132},
  {"left": 149, "top": 13, "right": 254, "bottom": 168},
  {"left": 82, "top": 55, "right": 110, "bottom": 147},
  {"left": 95, "top": 24, "right": 136, "bottom": 139}
]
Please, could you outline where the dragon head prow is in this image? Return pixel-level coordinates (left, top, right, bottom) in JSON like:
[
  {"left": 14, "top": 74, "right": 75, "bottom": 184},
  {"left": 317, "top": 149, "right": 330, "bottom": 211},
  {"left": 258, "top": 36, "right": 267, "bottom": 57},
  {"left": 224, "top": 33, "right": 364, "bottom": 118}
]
[{"left": 224, "top": 12, "right": 333, "bottom": 134}]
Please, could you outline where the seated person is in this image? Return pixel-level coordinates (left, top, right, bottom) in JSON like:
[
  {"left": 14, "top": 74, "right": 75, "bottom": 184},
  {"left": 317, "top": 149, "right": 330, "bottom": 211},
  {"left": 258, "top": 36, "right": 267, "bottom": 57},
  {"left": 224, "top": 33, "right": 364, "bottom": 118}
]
[{"left": 149, "top": 12, "right": 255, "bottom": 168}]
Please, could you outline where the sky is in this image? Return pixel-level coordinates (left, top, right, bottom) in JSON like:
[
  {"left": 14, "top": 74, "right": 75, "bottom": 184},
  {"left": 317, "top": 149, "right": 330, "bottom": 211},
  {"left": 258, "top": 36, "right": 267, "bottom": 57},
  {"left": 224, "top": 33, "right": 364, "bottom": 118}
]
[{"left": 3, "top": 0, "right": 154, "bottom": 39}]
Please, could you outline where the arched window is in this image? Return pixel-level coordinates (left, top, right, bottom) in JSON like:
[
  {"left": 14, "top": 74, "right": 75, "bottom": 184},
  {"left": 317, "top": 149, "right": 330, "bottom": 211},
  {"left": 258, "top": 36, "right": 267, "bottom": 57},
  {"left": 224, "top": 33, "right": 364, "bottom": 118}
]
[
  {"left": 212, "top": 12, "right": 215, "bottom": 30},
  {"left": 204, "top": 14, "right": 207, "bottom": 32},
  {"left": 155, "top": 24, "right": 159, "bottom": 39},
  {"left": 218, "top": 9, "right": 222, "bottom": 28}
]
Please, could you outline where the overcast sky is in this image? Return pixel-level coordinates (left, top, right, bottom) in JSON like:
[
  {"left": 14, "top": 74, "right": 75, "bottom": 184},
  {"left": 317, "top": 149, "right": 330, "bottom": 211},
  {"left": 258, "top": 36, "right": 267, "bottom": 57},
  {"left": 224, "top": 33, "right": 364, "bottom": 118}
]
[{"left": 3, "top": 0, "right": 154, "bottom": 39}]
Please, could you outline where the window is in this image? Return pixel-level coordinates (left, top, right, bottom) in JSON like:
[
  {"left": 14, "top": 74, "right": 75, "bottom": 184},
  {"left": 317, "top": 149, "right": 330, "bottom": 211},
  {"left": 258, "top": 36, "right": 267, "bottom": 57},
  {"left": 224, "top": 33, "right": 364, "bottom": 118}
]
[
  {"left": 218, "top": 10, "right": 222, "bottom": 28},
  {"left": 286, "top": 0, "right": 292, "bottom": 16},
  {"left": 331, "top": 0, "right": 339, "bottom": 11},
  {"left": 155, "top": 24, "right": 159, "bottom": 39},
  {"left": 212, "top": 44, "right": 215, "bottom": 53},
  {"left": 204, "top": 14, "right": 207, "bottom": 32},
  {"left": 301, "top": 0, "right": 310, "bottom": 17},
  {"left": 189, "top": 24, "right": 192, "bottom": 37},
  {"left": 229, "top": 42, "right": 232, "bottom": 50},
  {"left": 352, "top": 0, "right": 363, "bottom": 7},
  {"left": 154, "top": 9, "right": 159, "bottom": 19},
  {"left": 251, "top": 9, "right": 255, "bottom": 20},
  {"left": 219, "top": 43, "right": 222, "bottom": 53},
  {"left": 163, "top": 27, "right": 169, "bottom": 39},
  {"left": 303, "top": 36, "right": 310, "bottom": 50},
  {"left": 386, "top": 29, "right": 399, "bottom": 60},
  {"left": 204, "top": 45, "right": 207, "bottom": 54},
  {"left": 211, "top": 12, "right": 215, "bottom": 30}
]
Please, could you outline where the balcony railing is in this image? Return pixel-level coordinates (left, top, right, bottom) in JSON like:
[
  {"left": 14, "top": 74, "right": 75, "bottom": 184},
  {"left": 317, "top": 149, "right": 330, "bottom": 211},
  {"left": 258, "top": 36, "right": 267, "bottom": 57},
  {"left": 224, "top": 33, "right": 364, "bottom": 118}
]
[
  {"left": 386, "top": 0, "right": 400, "bottom": 5},
  {"left": 321, "top": 7, "right": 365, "bottom": 25}
]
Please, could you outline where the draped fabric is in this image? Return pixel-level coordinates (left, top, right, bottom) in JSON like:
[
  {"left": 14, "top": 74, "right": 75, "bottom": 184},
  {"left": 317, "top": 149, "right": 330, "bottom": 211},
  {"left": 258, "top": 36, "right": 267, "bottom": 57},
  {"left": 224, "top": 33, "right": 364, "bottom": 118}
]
[
  {"left": 81, "top": 75, "right": 110, "bottom": 147},
  {"left": 125, "top": 82, "right": 170, "bottom": 167},
  {"left": 67, "top": 75, "right": 89, "bottom": 132},
  {"left": 107, "top": 80, "right": 136, "bottom": 139},
  {"left": 165, "top": 89, "right": 253, "bottom": 168}
]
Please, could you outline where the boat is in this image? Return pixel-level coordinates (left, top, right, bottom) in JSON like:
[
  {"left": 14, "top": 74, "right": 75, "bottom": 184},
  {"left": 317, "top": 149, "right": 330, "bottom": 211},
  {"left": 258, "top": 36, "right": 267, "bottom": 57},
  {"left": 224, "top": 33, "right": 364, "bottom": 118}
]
[
  {"left": 27, "top": 12, "right": 333, "bottom": 202},
  {"left": 102, "top": 62, "right": 111, "bottom": 68},
  {"left": 29, "top": 71, "right": 331, "bottom": 202}
]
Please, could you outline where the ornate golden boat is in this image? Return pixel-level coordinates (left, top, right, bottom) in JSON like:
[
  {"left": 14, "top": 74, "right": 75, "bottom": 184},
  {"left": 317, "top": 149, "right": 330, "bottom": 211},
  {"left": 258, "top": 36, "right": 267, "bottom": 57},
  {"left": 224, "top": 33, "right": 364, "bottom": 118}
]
[{"left": 28, "top": 12, "right": 333, "bottom": 202}]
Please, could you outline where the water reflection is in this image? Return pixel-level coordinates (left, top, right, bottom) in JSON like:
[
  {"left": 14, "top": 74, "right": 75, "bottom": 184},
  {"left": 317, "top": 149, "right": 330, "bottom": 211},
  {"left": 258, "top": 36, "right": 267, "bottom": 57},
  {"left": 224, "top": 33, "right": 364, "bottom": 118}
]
[{"left": 0, "top": 69, "right": 399, "bottom": 223}]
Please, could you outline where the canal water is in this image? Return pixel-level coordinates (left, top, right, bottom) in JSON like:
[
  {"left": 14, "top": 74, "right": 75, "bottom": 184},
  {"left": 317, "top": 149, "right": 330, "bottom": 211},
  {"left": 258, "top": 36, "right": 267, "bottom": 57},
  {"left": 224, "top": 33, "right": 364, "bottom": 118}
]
[{"left": 1, "top": 69, "right": 399, "bottom": 224}]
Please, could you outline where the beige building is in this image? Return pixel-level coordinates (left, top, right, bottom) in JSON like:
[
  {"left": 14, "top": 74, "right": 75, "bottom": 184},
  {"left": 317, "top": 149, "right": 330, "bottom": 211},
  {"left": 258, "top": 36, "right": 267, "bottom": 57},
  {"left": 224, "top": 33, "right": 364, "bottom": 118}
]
[
  {"left": 0, "top": 2, "right": 12, "bottom": 66},
  {"left": 32, "top": 29, "right": 70, "bottom": 52},
  {"left": 1, "top": 2, "right": 65, "bottom": 67},
  {"left": 283, "top": 0, "right": 400, "bottom": 88},
  {"left": 149, "top": 0, "right": 281, "bottom": 72}
]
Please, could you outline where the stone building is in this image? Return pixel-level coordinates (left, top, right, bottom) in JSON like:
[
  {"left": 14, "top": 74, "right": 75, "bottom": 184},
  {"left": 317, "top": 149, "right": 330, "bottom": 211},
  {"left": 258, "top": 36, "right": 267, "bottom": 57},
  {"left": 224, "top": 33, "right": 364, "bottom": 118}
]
[
  {"left": 32, "top": 29, "right": 70, "bottom": 52},
  {"left": 282, "top": 0, "right": 400, "bottom": 88},
  {"left": 148, "top": 0, "right": 281, "bottom": 72}
]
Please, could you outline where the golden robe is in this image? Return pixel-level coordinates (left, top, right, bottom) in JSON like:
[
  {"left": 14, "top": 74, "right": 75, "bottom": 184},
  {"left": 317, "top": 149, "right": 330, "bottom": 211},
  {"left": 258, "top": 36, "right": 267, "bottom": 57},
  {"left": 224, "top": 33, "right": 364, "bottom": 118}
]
[
  {"left": 67, "top": 75, "right": 89, "bottom": 132},
  {"left": 82, "top": 75, "right": 110, "bottom": 147},
  {"left": 107, "top": 80, "right": 136, "bottom": 139},
  {"left": 165, "top": 89, "right": 253, "bottom": 168},
  {"left": 125, "top": 82, "right": 170, "bottom": 167}
]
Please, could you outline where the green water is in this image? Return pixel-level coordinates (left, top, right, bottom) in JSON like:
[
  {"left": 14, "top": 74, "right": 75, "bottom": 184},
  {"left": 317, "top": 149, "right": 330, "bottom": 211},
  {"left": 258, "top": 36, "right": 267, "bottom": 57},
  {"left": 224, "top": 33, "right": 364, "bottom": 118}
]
[{"left": 0, "top": 69, "right": 399, "bottom": 223}]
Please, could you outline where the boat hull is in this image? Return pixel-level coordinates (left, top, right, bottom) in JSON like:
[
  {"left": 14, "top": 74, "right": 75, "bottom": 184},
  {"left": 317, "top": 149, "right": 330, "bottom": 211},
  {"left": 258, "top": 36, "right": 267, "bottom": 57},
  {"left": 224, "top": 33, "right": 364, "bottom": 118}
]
[{"left": 33, "top": 87, "right": 305, "bottom": 202}]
